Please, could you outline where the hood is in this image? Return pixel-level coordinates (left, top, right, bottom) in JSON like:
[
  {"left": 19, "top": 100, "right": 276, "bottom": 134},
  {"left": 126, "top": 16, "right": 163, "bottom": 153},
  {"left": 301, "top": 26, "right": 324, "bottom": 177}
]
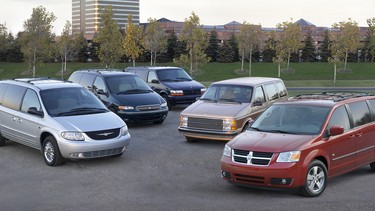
[
  {"left": 111, "top": 92, "right": 163, "bottom": 106},
  {"left": 229, "top": 131, "right": 314, "bottom": 153},
  {"left": 54, "top": 112, "right": 125, "bottom": 132},
  {"left": 181, "top": 100, "right": 249, "bottom": 118},
  {"left": 162, "top": 80, "right": 204, "bottom": 90}
]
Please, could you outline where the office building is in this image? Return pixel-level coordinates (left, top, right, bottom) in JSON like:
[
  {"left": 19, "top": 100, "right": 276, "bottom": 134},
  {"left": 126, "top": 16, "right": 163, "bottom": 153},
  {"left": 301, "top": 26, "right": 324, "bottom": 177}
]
[{"left": 72, "top": 0, "right": 139, "bottom": 39}]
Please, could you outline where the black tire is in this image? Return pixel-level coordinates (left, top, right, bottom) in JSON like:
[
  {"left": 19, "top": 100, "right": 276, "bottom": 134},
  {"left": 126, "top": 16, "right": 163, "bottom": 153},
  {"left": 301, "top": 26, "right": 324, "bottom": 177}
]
[
  {"left": 370, "top": 162, "right": 375, "bottom": 172},
  {"left": 0, "top": 133, "right": 5, "bottom": 146},
  {"left": 300, "top": 160, "right": 327, "bottom": 197},
  {"left": 186, "top": 137, "right": 196, "bottom": 142},
  {"left": 43, "top": 136, "right": 65, "bottom": 166},
  {"left": 161, "top": 94, "right": 171, "bottom": 110}
]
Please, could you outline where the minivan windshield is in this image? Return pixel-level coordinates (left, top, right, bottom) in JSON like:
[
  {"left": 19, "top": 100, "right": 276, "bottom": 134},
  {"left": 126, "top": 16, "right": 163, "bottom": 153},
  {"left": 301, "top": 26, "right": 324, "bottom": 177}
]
[
  {"left": 157, "top": 69, "right": 192, "bottom": 82},
  {"left": 41, "top": 87, "right": 108, "bottom": 117},
  {"left": 250, "top": 104, "right": 330, "bottom": 135},
  {"left": 200, "top": 84, "right": 253, "bottom": 103},
  {"left": 106, "top": 75, "right": 152, "bottom": 95}
]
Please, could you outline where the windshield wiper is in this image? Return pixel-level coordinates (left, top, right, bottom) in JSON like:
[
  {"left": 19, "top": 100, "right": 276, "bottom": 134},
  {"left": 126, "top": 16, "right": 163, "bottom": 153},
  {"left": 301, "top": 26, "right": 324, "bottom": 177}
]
[
  {"left": 176, "top": 77, "right": 192, "bottom": 81},
  {"left": 117, "top": 89, "right": 153, "bottom": 94},
  {"left": 200, "top": 98, "right": 217, "bottom": 102},
  {"left": 57, "top": 107, "right": 107, "bottom": 116},
  {"left": 160, "top": 79, "right": 177, "bottom": 82},
  {"left": 249, "top": 127, "right": 263, "bottom": 132},
  {"left": 263, "top": 129, "right": 297, "bottom": 134}
]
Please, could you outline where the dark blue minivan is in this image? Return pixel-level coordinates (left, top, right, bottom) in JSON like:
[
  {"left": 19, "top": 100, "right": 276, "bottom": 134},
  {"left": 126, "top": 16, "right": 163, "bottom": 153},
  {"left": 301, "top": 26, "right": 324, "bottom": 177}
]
[
  {"left": 125, "top": 67, "right": 206, "bottom": 109},
  {"left": 69, "top": 70, "right": 168, "bottom": 124}
]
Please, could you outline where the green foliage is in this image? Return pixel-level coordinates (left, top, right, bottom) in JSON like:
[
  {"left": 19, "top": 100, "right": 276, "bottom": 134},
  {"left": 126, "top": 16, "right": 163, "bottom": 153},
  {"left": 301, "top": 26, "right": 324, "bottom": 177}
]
[
  {"left": 238, "top": 22, "right": 262, "bottom": 75},
  {"left": 366, "top": 18, "right": 375, "bottom": 62},
  {"left": 123, "top": 14, "right": 143, "bottom": 67},
  {"left": 320, "top": 30, "right": 331, "bottom": 62},
  {"left": 142, "top": 18, "right": 167, "bottom": 66},
  {"left": 301, "top": 31, "right": 316, "bottom": 62},
  {"left": 205, "top": 29, "right": 219, "bottom": 62},
  {"left": 94, "top": 6, "right": 124, "bottom": 68},
  {"left": 228, "top": 33, "right": 239, "bottom": 62},
  {"left": 217, "top": 41, "right": 234, "bottom": 63},
  {"left": 18, "top": 6, "right": 56, "bottom": 77}
]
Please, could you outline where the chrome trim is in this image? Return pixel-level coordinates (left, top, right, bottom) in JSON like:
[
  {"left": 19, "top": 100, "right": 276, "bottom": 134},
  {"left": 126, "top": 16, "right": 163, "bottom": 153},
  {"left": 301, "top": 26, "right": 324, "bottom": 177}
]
[{"left": 332, "top": 145, "right": 375, "bottom": 161}]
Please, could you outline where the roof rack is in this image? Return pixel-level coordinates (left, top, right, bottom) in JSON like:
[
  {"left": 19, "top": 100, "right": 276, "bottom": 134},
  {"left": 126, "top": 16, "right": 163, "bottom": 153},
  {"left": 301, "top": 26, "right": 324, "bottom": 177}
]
[
  {"left": 291, "top": 91, "right": 373, "bottom": 102},
  {"left": 13, "top": 77, "right": 71, "bottom": 84}
]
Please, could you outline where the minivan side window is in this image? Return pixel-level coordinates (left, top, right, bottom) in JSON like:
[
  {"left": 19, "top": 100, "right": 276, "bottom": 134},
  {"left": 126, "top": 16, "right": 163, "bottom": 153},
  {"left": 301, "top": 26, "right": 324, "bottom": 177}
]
[
  {"left": 276, "top": 81, "right": 287, "bottom": 97},
  {"left": 2, "top": 84, "right": 27, "bottom": 110},
  {"left": 254, "top": 86, "right": 265, "bottom": 103},
  {"left": 348, "top": 101, "right": 371, "bottom": 127},
  {"left": 21, "top": 89, "right": 41, "bottom": 113},
  {"left": 0, "top": 83, "right": 9, "bottom": 105},
  {"left": 327, "top": 106, "right": 351, "bottom": 132},
  {"left": 80, "top": 73, "right": 96, "bottom": 89},
  {"left": 147, "top": 71, "right": 157, "bottom": 83},
  {"left": 264, "top": 83, "right": 279, "bottom": 101},
  {"left": 69, "top": 72, "right": 83, "bottom": 83},
  {"left": 93, "top": 77, "right": 107, "bottom": 93}
]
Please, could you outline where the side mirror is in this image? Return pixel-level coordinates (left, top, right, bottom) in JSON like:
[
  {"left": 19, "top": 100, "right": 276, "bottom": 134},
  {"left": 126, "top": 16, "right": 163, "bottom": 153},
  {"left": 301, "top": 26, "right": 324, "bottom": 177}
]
[
  {"left": 253, "top": 100, "right": 263, "bottom": 107},
  {"left": 151, "top": 79, "right": 159, "bottom": 84},
  {"left": 28, "top": 107, "right": 44, "bottom": 117},
  {"left": 96, "top": 89, "right": 108, "bottom": 97},
  {"left": 329, "top": 125, "right": 344, "bottom": 136}
]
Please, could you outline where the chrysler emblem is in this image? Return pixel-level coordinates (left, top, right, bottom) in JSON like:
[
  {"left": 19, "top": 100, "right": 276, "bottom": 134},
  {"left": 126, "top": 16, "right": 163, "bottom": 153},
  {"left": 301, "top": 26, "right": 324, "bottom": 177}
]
[{"left": 98, "top": 132, "right": 113, "bottom": 137}]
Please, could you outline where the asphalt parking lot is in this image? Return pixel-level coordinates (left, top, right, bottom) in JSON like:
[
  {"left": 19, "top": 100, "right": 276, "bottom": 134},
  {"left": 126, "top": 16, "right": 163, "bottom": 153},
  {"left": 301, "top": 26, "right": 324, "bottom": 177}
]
[{"left": 1, "top": 106, "right": 375, "bottom": 210}]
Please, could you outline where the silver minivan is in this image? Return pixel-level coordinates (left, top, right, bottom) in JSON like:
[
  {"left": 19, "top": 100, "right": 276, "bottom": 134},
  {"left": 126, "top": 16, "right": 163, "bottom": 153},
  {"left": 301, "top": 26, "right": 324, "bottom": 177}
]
[{"left": 0, "top": 78, "right": 131, "bottom": 166}]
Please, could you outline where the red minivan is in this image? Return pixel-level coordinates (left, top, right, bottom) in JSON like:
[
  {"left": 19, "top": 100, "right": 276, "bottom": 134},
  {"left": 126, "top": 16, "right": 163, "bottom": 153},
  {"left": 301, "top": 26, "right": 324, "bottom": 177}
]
[{"left": 221, "top": 92, "right": 375, "bottom": 197}]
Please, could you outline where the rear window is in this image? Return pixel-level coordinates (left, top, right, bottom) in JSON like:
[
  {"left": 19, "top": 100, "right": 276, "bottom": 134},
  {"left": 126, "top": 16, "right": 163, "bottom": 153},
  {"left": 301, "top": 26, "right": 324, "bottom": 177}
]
[
  {"left": 348, "top": 101, "right": 371, "bottom": 127},
  {"left": 2, "top": 84, "right": 27, "bottom": 110},
  {"left": 69, "top": 72, "right": 84, "bottom": 83},
  {"left": 264, "top": 83, "right": 279, "bottom": 101},
  {"left": 79, "top": 73, "right": 96, "bottom": 89}
]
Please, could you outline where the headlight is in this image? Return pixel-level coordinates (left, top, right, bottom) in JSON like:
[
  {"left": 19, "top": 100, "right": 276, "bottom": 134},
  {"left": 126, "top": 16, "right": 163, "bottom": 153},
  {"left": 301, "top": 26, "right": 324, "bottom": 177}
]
[
  {"left": 223, "top": 119, "right": 237, "bottom": 131},
  {"left": 200, "top": 88, "right": 206, "bottom": 94},
  {"left": 160, "top": 102, "right": 167, "bottom": 108},
  {"left": 276, "top": 151, "right": 301, "bottom": 162},
  {"left": 61, "top": 131, "right": 85, "bottom": 141},
  {"left": 170, "top": 90, "right": 184, "bottom": 96},
  {"left": 223, "top": 145, "right": 232, "bottom": 157},
  {"left": 118, "top": 105, "right": 135, "bottom": 110},
  {"left": 120, "top": 125, "right": 128, "bottom": 136},
  {"left": 179, "top": 116, "right": 188, "bottom": 127}
]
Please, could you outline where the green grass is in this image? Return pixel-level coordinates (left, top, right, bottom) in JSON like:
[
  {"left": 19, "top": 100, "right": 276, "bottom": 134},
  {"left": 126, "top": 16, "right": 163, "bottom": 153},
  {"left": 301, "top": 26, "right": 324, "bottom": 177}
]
[{"left": 1, "top": 62, "right": 375, "bottom": 89}]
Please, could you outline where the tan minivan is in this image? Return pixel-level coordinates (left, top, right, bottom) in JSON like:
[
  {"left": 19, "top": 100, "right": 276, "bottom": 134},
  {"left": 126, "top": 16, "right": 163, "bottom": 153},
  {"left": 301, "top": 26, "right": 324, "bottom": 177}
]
[{"left": 178, "top": 77, "right": 288, "bottom": 141}]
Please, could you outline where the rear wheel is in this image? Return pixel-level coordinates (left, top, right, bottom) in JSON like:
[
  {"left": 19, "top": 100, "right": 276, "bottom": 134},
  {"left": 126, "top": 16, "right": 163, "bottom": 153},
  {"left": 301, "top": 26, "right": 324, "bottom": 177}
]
[
  {"left": 43, "top": 136, "right": 65, "bottom": 166},
  {"left": 0, "top": 133, "right": 5, "bottom": 146},
  {"left": 370, "top": 162, "right": 375, "bottom": 172},
  {"left": 300, "top": 160, "right": 327, "bottom": 197}
]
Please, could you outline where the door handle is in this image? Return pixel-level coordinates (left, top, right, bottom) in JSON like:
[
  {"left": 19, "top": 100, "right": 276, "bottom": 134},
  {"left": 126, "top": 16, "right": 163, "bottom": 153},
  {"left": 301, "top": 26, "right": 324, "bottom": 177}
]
[
  {"left": 349, "top": 135, "right": 355, "bottom": 140},
  {"left": 357, "top": 132, "right": 362, "bottom": 138}
]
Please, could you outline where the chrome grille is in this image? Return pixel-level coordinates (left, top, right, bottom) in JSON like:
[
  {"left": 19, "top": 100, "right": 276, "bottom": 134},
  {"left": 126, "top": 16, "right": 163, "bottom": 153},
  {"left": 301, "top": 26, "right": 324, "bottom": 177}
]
[
  {"left": 85, "top": 128, "right": 120, "bottom": 140},
  {"left": 184, "top": 89, "right": 201, "bottom": 95},
  {"left": 187, "top": 117, "right": 222, "bottom": 130},
  {"left": 82, "top": 147, "right": 124, "bottom": 158},
  {"left": 137, "top": 104, "right": 160, "bottom": 111},
  {"left": 232, "top": 149, "right": 273, "bottom": 166}
]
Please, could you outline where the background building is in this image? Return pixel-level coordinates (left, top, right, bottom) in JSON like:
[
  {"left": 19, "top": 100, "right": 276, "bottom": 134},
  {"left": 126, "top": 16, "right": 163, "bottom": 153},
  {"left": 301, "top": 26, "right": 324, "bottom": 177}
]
[{"left": 72, "top": 0, "right": 139, "bottom": 39}]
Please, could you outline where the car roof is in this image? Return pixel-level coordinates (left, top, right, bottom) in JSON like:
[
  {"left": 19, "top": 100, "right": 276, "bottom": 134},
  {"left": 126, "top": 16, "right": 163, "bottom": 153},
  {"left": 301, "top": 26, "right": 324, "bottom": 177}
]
[
  {"left": 211, "top": 77, "right": 283, "bottom": 86},
  {"left": 76, "top": 69, "right": 135, "bottom": 76},
  {"left": 126, "top": 66, "right": 183, "bottom": 71},
  {"left": 275, "top": 92, "right": 375, "bottom": 108},
  {"left": 3, "top": 78, "right": 81, "bottom": 90}
]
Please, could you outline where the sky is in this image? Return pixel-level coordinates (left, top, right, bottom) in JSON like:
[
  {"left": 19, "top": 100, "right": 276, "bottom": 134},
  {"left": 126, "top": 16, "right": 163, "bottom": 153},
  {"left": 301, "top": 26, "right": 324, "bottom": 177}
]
[{"left": 0, "top": 0, "right": 374, "bottom": 35}]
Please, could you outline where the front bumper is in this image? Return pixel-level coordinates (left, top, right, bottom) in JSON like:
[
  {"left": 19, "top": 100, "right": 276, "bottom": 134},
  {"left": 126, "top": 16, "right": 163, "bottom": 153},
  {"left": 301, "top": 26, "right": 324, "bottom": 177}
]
[
  {"left": 57, "top": 133, "right": 131, "bottom": 159},
  {"left": 220, "top": 156, "right": 304, "bottom": 189},
  {"left": 178, "top": 127, "right": 239, "bottom": 141},
  {"left": 117, "top": 109, "right": 168, "bottom": 123}
]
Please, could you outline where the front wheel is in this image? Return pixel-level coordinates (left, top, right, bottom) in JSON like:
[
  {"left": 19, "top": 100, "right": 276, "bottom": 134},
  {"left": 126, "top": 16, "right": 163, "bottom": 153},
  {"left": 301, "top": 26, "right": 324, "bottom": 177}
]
[
  {"left": 0, "top": 133, "right": 5, "bottom": 146},
  {"left": 300, "top": 160, "right": 327, "bottom": 197},
  {"left": 161, "top": 94, "right": 171, "bottom": 110},
  {"left": 43, "top": 136, "right": 65, "bottom": 166}
]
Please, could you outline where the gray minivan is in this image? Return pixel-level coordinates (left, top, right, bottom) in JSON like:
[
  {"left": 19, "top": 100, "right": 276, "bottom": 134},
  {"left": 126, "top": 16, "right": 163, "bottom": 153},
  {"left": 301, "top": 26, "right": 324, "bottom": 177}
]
[{"left": 0, "top": 78, "right": 130, "bottom": 166}]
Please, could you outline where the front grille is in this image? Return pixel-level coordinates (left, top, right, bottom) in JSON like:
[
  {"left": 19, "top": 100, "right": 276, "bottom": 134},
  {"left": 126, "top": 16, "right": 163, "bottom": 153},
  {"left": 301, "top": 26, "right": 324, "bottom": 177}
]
[
  {"left": 187, "top": 117, "right": 222, "bottom": 130},
  {"left": 137, "top": 104, "right": 160, "bottom": 111},
  {"left": 183, "top": 89, "right": 201, "bottom": 95},
  {"left": 234, "top": 174, "right": 265, "bottom": 184},
  {"left": 85, "top": 128, "right": 120, "bottom": 140},
  {"left": 82, "top": 147, "right": 124, "bottom": 158},
  {"left": 232, "top": 149, "right": 273, "bottom": 166}
]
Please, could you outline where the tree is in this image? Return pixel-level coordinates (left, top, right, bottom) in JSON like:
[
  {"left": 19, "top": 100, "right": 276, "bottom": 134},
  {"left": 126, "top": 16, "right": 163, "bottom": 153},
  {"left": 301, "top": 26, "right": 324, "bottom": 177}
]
[
  {"left": 166, "top": 31, "right": 178, "bottom": 61},
  {"left": 94, "top": 6, "right": 124, "bottom": 68},
  {"left": 57, "top": 21, "right": 74, "bottom": 78},
  {"left": 142, "top": 18, "right": 167, "bottom": 66},
  {"left": 205, "top": 29, "right": 219, "bottom": 62},
  {"left": 74, "top": 32, "right": 88, "bottom": 62},
  {"left": 7, "top": 33, "right": 23, "bottom": 62},
  {"left": 332, "top": 19, "right": 361, "bottom": 70},
  {"left": 328, "top": 39, "right": 344, "bottom": 84},
  {"left": 320, "top": 30, "right": 331, "bottom": 62},
  {"left": 217, "top": 40, "right": 234, "bottom": 63},
  {"left": 0, "top": 23, "right": 9, "bottom": 61},
  {"left": 176, "top": 12, "right": 209, "bottom": 75},
  {"left": 228, "top": 32, "right": 239, "bottom": 62},
  {"left": 123, "top": 14, "right": 143, "bottom": 67},
  {"left": 276, "top": 20, "right": 301, "bottom": 71},
  {"left": 301, "top": 30, "right": 316, "bottom": 62},
  {"left": 18, "top": 6, "right": 56, "bottom": 77},
  {"left": 366, "top": 18, "right": 375, "bottom": 62},
  {"left": 238, "top": 21, "right": 262, "bottom": 76},
  {"left": 262, "top": 36, "right": 276, "bottom": 62}
]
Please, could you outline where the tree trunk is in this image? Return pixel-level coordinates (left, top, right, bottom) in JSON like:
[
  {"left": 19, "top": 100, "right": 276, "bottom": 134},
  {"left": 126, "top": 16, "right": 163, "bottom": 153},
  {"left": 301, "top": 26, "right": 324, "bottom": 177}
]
[
  {"left": 333, "top": 63, "right": 337, "bottom": 85},
  {"left": 287, "top": 51, "right": 291, "bottom": 70},
  {"left": 150, "top": 51, "right": 153, "bottom": 66},
  {"left": 241, "top": 50, "right": 244, "bottom": 72},
  {"left": 344, "top": 51, "right": 348, "bottom": 70},
  {"left": 278, "top": 63, "right": 281, "bottom": 78},
  {"left": 189, "top": 47, "right": 193, "bottom": 75},
  {"left": 133, "top": 59, "right": 135, "bottom": 67},
  {"left": 249, "top": 48, "right": 252, "bottom": 77}
]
